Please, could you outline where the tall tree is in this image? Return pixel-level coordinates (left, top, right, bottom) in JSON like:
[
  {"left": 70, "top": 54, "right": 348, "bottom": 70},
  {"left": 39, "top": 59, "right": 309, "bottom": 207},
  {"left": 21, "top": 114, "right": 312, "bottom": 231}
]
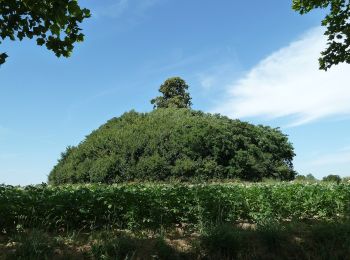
[
  {"left": 0, "top": 0, "right": 91, "bottom": 65},
  {"left": 151, "top": 77, "right": 192, "bottom": 109},
  {"left": 293, "top": 0, "right": 350, "bottom": 70}
]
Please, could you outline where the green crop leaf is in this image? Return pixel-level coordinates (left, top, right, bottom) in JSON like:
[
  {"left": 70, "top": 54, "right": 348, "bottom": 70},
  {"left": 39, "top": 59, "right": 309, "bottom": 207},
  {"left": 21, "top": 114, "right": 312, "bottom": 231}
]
[{"left": 0, "top": 183, "right": 348, "bottom": 232}]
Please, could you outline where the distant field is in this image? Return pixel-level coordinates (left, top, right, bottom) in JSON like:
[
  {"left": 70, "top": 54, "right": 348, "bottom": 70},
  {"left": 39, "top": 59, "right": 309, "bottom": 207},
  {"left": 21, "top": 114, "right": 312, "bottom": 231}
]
[{"left": 1, "top": 182, "right": 349, "bottom": 232}]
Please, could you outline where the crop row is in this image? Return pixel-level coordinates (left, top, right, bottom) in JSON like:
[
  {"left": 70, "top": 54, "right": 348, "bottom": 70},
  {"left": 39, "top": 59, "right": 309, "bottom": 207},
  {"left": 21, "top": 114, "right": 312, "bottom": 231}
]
[{"left": 0, "top": 183, "right": 349, "bottom": 232}]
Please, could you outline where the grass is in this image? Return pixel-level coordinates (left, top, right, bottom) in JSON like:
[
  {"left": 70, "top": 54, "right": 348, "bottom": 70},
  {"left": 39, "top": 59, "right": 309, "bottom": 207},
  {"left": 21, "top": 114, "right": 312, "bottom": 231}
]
[
  {"left": 195, "top": 220, "right": 350, "bottom": 259},
  {"left": 1, "top": 221, "right": 350, "bottom": 259}
]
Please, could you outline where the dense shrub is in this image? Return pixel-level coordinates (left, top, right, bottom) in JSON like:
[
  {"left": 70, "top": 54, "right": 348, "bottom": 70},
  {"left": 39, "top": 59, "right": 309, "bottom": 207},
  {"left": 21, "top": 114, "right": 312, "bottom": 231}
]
[
  {"left": 295, "top": 174, "right": 317, "bottom": 182},
  {"left": 343, "top": 176, "right": 350, "bottom": 183},
  {"left": 322, "top": 174, "right": 341, "bottom": 183},
  {"left": 49, "top": 108, "right": 296, "bottom": 184}
]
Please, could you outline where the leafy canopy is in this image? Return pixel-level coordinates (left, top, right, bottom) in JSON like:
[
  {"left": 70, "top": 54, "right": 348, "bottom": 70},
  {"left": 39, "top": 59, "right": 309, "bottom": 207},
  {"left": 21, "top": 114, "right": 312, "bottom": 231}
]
[
  {"left": 151, "top": 77, "right": 192, "bottom": 109},
  {"left": 49, "top": 109, "right": 296, "bottom": 184},
  {"left": 49, "top": 78, "right": 296, "bottom": 184},
  {"left": 0, "top": 0, "right": 91, "bottom": 65},
  {"left": 293, "top": 0, "right": 350, "bottom": 70}
]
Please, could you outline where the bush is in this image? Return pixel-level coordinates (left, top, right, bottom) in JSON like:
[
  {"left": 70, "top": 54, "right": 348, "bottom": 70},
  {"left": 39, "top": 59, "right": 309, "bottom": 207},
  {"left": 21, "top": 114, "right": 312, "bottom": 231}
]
[
  {"left": 343, "top": 176, "right": 350, "bottom": 183},
  {"left": 322, "top": 174, "right": 341, "bottom": 184},
  {"left": 295, "top": 174, "right": 317, "bottom": 182},
  {"left": 49, "top": 108, "right": 296, "bottom": 184}
]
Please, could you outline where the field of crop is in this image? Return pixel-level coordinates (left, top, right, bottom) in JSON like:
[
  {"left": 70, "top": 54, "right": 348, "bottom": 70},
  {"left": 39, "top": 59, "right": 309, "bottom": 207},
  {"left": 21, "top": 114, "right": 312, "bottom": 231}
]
[
  {"left": 1, "top": 182, "right": 350, "bottom": 259},
  {"left": 1, "top": 182, "right": 349, "bottom": 233}
]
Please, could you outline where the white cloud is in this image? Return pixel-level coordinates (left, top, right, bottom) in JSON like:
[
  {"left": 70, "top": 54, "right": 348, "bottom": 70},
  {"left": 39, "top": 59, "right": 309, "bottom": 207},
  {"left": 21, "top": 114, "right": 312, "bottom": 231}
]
[{"left": 213, "top": 27, "right": 350, "bottom": 126}]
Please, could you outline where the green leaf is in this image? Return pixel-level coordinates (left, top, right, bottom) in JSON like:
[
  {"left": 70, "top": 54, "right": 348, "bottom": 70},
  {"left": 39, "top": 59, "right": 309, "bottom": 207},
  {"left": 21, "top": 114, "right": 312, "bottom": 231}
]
[
  {"left": 50, "top": 24, "right": 61, "bottom": 35},
  {"left": 0, "top": 53, "right": 8, "bottom": 65},
  {"left": 36, "top": 38, "right": 45, "bottom": 46}
]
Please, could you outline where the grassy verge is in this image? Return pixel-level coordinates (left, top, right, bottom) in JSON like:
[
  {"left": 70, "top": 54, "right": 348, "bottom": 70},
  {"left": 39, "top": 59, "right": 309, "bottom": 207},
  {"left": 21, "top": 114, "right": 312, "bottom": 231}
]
[{"left": 1, "top": 220, "right": 350, "bottom": 259}]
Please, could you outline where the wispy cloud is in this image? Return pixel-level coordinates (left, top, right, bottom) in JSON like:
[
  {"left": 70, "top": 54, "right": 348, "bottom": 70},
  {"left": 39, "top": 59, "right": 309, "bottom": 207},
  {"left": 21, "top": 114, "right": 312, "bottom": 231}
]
[
  {"left": 95, "top": 0, "right": 162, "bottom": 19},
  {"left": 197, "top": 62, "right": 242, "bottom": 91},
  {"left": 294, "top": 145, "right": 350, "bottom": 177},
  {"left": 212, "top": 27, "right": 350, "bottom": 126},
  {"left": 310, "top": 151, "right": 350, "bottom": 166},
  {"left": 96, "top": 0, "right": 129, "bottom": 18},
  {"left": 308, "top": 148, "right": 350, "bottom": 167},
  {"left": 144, "top": 49, "right": 218, "bottom": 76}
]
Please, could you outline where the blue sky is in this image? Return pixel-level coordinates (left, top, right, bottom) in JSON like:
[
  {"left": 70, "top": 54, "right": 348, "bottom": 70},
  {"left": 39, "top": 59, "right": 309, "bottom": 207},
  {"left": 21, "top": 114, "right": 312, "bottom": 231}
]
[{"left": 1, "top": 1, "right": 349, "bottom": 185}]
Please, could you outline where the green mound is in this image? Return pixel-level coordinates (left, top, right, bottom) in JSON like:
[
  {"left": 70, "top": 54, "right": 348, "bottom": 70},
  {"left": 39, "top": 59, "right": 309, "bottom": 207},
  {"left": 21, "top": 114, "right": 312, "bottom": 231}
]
[{"left": 49, "top": 108, "right": 296, "bottom": 184}]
